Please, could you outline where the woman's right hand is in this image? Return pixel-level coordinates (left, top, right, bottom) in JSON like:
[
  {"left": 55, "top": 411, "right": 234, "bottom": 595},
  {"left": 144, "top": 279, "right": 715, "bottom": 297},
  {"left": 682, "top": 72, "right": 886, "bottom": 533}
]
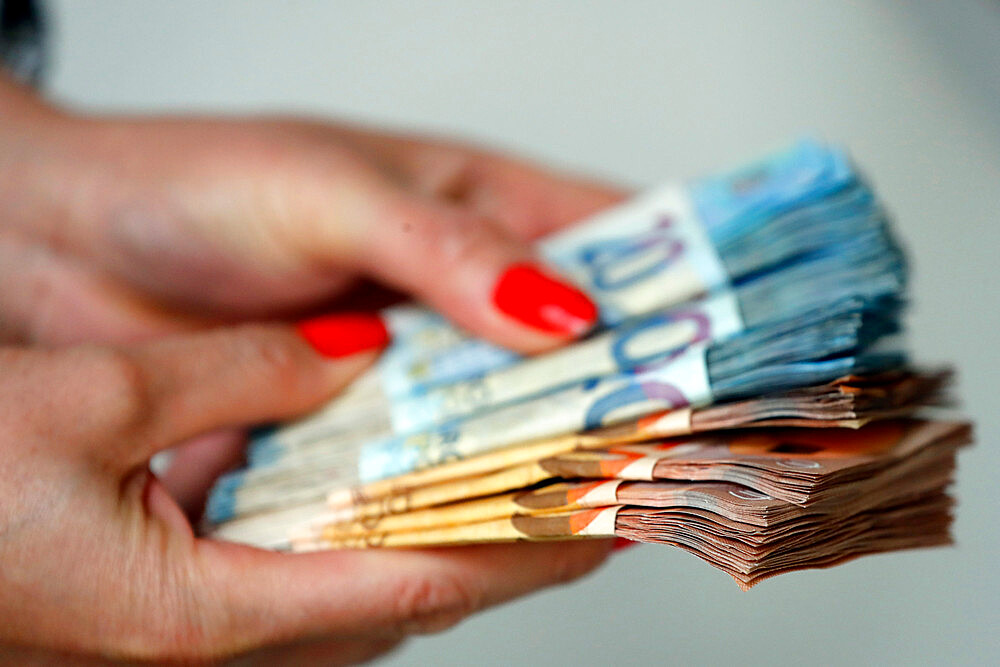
[{"left": 0, "top": 321, "right": 611, "bottom": 663}]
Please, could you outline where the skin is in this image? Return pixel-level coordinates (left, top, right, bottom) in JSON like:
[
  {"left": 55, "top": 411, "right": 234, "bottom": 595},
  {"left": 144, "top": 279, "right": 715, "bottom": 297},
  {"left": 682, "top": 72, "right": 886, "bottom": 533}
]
[
  {"left": 0, "top": 76, "right": 623, "bottom": 347},
  {"left": 0, "top": 326, "right": 613, "bottom": 663},
  {"left": 0, "top": 73, "right": 628, "bottom": 662}
]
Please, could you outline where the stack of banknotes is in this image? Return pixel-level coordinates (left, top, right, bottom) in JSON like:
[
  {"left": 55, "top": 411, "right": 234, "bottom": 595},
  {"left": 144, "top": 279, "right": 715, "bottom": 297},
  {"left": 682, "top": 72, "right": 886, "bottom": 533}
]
[{"left": 205, "top": 139, "right": 972, "bottom": 589}]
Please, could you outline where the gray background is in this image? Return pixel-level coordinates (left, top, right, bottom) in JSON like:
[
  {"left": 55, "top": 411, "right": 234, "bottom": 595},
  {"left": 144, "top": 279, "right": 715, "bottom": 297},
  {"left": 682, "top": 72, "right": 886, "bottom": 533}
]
[{"left": 44, "top": 1, "right": 999, "bottom": 665}]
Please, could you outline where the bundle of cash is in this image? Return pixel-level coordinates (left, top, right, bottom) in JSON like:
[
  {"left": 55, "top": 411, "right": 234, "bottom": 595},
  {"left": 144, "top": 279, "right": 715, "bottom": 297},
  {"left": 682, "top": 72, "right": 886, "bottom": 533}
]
[
  {"left": 209, "top": 296, "right": 904, "bottom": 522},
  {"left": 204, "top": 140, "right": 971, "bottom": 588},
  {"left": 235, "top": 139, "right": 904, "bottom": 460},
  {"left": 293, "top": 420, "right": 969, "bottom": 589}
]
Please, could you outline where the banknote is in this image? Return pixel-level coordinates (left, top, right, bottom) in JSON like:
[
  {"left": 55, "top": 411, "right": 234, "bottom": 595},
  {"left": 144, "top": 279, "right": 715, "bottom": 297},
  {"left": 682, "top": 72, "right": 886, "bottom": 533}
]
[
  {"left": 307, "top": 435, "right": 956, "bottom": 540},
  {"left": 349, "top": 295, "right": 903, "bottom": 484},
  {"left": 292, "top": 419, "right": 964, "bottom": 590},
  {"left": 387, "top": 251, "right": 907, "bottom": 434},
  {"left": 246, "top": 247, "right": 906, "bottom": 470},
  {"left": 205, "top": 295, "right": 903, "bottom": 526},
  {"left": 207, "top": 399, "right": 957, "bottom": 550},
  {"left": 196, "top": 138, "right": 971, "bottom": 592},
  {"left": 306, "top": 444, "right": 956, "bottom": 544},
  {"left": 296, "top": 467, "right": 957, "bottom": 590},
  {"left": 256, "top": 140, "right": 887, "bottom": 448},
  {"left": 382, "top": 138, "right": 860, "bottom": 350},
  {"left": 320, "top": 369, "right": 948, "bottom": 510},
  {"left": 375, "top": 185, "right": 903, "bottom": 398},
  {"left": 531, "top": 420, "right": 968, "bottom": 502},
  {"left": 368, "top": 191, "right": 900, "bottom": 408},
  {"left": 235, "top": 140, "right": 907, "bottom": 484},
  {"left": 310, "top": 418, "right": 967, "bottom": 533},
  {"left": 205, "top": 364, "right": 935, "bottom": 539}
]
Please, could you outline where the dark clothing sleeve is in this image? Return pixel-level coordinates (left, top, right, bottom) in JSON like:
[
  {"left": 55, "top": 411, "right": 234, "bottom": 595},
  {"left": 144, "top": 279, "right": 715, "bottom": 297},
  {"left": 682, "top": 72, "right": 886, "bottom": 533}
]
[{"left": 1, "top": 0, "right": 45, "bottom": 85}]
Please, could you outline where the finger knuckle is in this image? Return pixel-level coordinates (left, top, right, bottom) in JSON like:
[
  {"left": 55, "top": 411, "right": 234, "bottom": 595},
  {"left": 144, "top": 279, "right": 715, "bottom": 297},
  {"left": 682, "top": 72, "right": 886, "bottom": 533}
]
[
  {"left": 390, "top": 571, "right": 481, "bottom": 636},
  {"left": 415, "top": 211, "right": 504, "bottom": 278},
  {"left": 421, "top": 152, "right": 478, "bottom": 201},
  {"left": 231, "top": 326, "right": 305, "bottom": 392},
  {"left": 75, "top": 346, "right": 155, "bottom": 437}
]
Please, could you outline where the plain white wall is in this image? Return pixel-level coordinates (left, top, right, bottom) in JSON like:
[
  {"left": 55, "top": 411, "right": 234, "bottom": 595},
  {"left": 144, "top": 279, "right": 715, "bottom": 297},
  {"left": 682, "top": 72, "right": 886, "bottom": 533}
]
[{"left": 44, "top": 2, "right": 1000, "bottom": 664}]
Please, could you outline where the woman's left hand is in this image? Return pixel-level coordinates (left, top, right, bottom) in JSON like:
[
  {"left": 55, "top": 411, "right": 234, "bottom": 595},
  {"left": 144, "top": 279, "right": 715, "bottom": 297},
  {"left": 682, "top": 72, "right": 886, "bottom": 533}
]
[{"left": 0, "top": 74, "right": 625, "bottom": 352}]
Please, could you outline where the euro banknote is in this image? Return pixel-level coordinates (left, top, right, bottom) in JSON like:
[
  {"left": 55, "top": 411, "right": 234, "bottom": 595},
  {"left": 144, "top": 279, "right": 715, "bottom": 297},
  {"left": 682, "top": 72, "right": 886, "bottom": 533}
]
[
  {"left": 199, "top": 138, "right": 972, "bottom": 591},
  {"left": 373, "top": 183, "right": 902, "bottom": 397},
  {"left": 206, "top": 296, "right": 904, "bottom": 525},
  {"left": 291, "top": 420, "right": 968, "bottom": 590},
  {"left": 308, "top": 417, "right": 963, "bottom": 535},
  {"left": 231, "top": 140, "right": 907, "bottom": 501},
  {"left": 262, "top": 139, "right": 900, "bottom": 453},
  {"left": 207, "top": 377, "right": 950, "bottom": 549},
  {"left": 244, "top": 246, "right": 905, "bottom": 468}
]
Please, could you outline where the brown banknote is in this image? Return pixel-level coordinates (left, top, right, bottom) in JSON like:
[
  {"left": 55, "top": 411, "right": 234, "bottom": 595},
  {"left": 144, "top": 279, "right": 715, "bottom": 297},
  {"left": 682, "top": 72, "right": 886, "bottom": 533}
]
[
  {"left": 325, "top": 370, "right": 949, "bottom": 511},
  {"left": 312, "top": 434, "right": 957, "bottom": 539},
  {"left": 306, "top": 418, "right": 965, "bottom": 542},
  {"left": 300, "top": 483, "right": 955, "bottom": 590},
  {"left": 206, "top": 373, "right": 951, "bottom": 548},
  {"left": 315, "top": 418, "right": 968, "bottom": 531}
]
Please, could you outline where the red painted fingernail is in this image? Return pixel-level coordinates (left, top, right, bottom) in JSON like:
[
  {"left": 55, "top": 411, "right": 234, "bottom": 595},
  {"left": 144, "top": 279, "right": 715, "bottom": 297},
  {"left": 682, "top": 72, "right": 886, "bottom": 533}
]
[
  {"left": 296, "top": 313, "right": 390, "bottom": 359},
  {"left": 613, "top": 537, "right": 639, "bottom": 552},
  {"left": 492, "top": 263, "right": 598, "bottom": 337}
]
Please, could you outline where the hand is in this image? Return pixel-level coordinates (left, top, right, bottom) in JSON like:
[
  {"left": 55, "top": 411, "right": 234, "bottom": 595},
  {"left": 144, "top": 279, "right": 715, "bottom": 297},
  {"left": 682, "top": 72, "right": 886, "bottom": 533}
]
[
  {"left": 0, "top": 75, "right": 626, "bottom": 350},
  {"left": 0, "top": 323, "right": 612, "bottom": 663}
]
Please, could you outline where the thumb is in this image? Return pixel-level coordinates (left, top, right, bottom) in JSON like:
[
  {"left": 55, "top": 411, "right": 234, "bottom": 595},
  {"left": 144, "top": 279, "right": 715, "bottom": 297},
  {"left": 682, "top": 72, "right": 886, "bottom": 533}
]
[
  {"left": 347, "top": 192, "right": 598, "bottom": 354},
  {"left": 189, "top": 538, "right": 612, "bottom": 656},
  {"left": 91, "top": 314, "right": 388, "bottom": 469}
]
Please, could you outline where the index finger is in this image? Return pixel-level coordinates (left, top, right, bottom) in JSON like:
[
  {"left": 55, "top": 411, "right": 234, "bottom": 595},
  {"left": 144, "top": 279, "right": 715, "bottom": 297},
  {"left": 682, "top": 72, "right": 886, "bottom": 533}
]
[{"left": 326, "top": 125, "right": 630, "bottom": 239}]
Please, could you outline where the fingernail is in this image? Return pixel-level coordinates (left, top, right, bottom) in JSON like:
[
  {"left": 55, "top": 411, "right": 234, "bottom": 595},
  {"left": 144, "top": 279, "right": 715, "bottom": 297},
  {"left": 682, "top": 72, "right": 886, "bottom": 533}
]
[
  {"left": 492, "top": 263, "right": 598, "bottom": 337},
  {"left": 296, "top": 313, "right": 390, "bottom": 359},
  {"left": 613, "top": 537, "right": 639, "bottom": 552}
]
